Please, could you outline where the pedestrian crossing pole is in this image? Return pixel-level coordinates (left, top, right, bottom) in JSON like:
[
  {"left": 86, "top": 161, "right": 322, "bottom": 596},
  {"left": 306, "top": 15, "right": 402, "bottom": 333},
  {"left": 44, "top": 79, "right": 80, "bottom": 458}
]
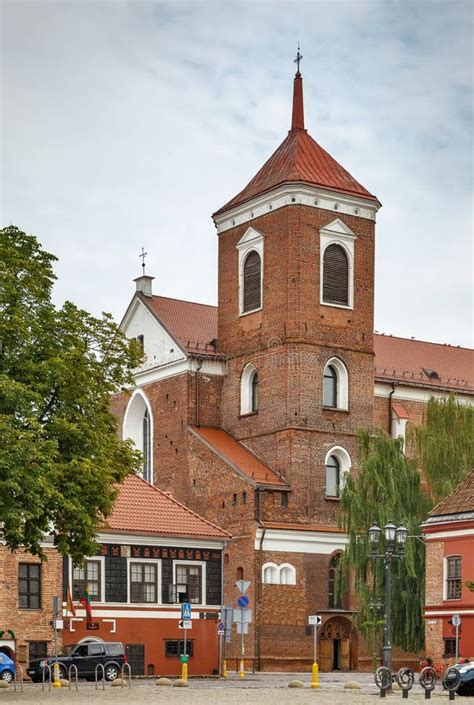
[{"left": 309, "top": 614, "right": 321, "bottom": 689}]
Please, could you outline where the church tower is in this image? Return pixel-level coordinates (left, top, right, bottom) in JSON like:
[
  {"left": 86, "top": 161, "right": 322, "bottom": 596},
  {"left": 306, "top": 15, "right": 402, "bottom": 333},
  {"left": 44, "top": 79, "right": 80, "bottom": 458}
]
[{"left": 213, "top": 60, "right": 381, "bottom": 527}]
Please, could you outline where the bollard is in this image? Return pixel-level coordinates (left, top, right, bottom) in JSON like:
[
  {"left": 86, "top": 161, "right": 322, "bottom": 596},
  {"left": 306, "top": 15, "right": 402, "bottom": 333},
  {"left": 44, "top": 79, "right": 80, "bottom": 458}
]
[
  {"left": 419, "top": 666, "right": 436, "bottom": 700},
  {"left": 52, "top": 661, "right": 61, "bottom": 688},
  {"left": 375, "top": 666, "right": 392, "bottom": 698},
  {"left": 396, "top": 668, "right": 414, "bottom": 699},
  {"left": 222, "top": 659, "right": 228, "bottom": 678},
  {"left": 238, "top": 658, "right": 245, "bottom": 679},
  {"left": 443, "top": 666, "right": 461, "bottom": 701},
  {"left": 181, "top": 661, "right": 188, "bottom": 683},
  {"left": 311, "top": 661, "right": 319, "bottom": 689}
]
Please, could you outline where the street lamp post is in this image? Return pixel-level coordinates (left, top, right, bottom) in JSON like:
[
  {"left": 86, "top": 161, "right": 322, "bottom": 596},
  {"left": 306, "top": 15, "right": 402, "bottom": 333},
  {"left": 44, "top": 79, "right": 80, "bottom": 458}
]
[{"left": 368, "top": 522, "right": 408, "bottom": 673}]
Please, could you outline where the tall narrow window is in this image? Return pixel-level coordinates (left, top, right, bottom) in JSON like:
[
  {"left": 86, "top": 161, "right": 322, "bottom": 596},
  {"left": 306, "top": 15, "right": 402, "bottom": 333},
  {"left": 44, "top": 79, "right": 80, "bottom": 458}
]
[
  {"left": 323, "top": 365, "right": 338, "bottom": 407},
  {"left": 18, "top": 564, "right": 41, "bottom": 609},
  {"left": 72, "top": 560, "right": 101, "bottom": 601},
  {"left": 322, "top": 244, "right": 349, "bottom": 306},
  {"left": 446, "top": 556, "right": 462, "bottom": 600},
  {"left": 130, "top": 562, "right": 157, "bottom": 603},
  {"left": 328, "top": 553, "right": 341, "bottom": 609},
  {"left": 243, "top": 251, "right": 262, "bottom": 313},
  {"left": 143, "top": 408, "right": 151, "bottom": 482},
  {"left": 326, "top": 455, "right": 341, "bottom": 498},
  {"left": 123, "top": 391, "right": 153, "bottom": 484},
  {"left": 251, "top": 371, "right": 259, "bottom": 412}
]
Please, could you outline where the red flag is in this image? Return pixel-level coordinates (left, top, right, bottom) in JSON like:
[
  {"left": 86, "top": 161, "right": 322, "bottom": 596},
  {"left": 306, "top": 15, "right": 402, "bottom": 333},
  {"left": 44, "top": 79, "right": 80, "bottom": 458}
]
[{"left": 79, "top": 586, "right": 92, "bottom": 623}]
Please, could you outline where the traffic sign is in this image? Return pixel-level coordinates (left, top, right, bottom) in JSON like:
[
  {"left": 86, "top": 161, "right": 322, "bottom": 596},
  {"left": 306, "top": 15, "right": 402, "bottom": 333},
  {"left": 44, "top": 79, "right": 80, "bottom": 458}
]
[
  {"left": 237, "top": 595, "right": 250, "bottom": 608},
  {"left": 308, "top": 615, "right": 322, "bottom": 626},
  {"left": 222, "top": 605, "right": 233, "bottom": 643},
  {"left": 452, "top": 614, "right": 461, "bottom": 627},
  {"left": 179, "top": 620, "right": 192, "bottom": 630},
  {"left": 218, "top": 621, "right": 225, "bottom": 631},
  {"left": 233, "top": 608, "right": 253, "bottom": 624},
  {"left": 235, "top": 580, "right": 250, "bottom": 594},
  {"left": 236, "top": 622, "right": 249, "bottom": 634},
  {"left": 181, "top": 602, "right": 192, "bottom": 620}
]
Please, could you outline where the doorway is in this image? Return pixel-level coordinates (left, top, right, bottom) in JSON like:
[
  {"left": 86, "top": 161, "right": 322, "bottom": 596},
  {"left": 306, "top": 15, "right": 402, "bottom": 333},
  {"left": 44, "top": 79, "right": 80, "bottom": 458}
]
[{"left": 318, "top": 619, "right": 351, "bottom": 672}]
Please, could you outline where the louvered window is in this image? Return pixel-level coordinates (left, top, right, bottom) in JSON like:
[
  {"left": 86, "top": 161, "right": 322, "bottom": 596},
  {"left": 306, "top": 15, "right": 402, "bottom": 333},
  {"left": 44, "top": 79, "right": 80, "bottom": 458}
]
[
  {"left": 243, "top": 251, "right": 261, "bottom": 313},
  {"left": 322, "top": 244, "right": 349, "bottom": 306}
]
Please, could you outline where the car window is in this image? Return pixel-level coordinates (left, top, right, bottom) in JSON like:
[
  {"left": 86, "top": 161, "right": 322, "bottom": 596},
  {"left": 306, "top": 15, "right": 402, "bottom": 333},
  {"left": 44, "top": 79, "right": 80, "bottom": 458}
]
[
  {"left": 59, "top": 645, "right": 75, "bottom": 656},
  {"left": 88, "top": 644, "right": 105, "bottom": 656},
  {"left": 74, "top": 645, "right": 88, "bottom": 657},
  {"left": 105, "top": 644, "right": 123, "bottom": 657}
]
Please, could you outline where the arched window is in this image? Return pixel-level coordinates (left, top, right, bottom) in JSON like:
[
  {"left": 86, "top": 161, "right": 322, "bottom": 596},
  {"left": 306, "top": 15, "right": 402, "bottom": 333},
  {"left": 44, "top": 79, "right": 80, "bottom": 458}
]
[
  {"left": 279, "top": 564, "right": 296, "bottom": 585},
  {"left": 262, "top": 563, "right": 279, "bottom": 584},
  {"left": 326, "top": 455, "right": 341, "bottom": 498},
  {"left": 323, "top": 357, "right": 349, "bottom": 410},
  {"left": 236, "top": 567, "right": 244, "bottom": 580},
  {"left": 328, "top": 553, "right": 341, "bottom": 609},
  {"left": 325, "top": 446, "right": 351, "bottom": 499},
  {"left": 322, "top": 244, "right": 349, "bottom": 306},
  {"left": 123, "top": 391, "right": 153, "bottom": 483},
  {"left": 323, "top": 365, "right": 337, "bottom": 407},
  {"left": 243, "top": 251, "right": 262, "bottom": 313},
  {"left": 240, "top": 363, "right": 259, "bottom": 415}
]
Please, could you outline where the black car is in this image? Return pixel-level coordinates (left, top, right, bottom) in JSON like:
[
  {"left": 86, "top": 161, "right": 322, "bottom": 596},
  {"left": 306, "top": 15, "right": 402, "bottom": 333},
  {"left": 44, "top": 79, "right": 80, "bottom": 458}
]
[
  {"left": 444, "top": 662, "right": 474, "bottom": 697},
  {"left": 27, "top": 641, "right": 126, "bottom": 682}
]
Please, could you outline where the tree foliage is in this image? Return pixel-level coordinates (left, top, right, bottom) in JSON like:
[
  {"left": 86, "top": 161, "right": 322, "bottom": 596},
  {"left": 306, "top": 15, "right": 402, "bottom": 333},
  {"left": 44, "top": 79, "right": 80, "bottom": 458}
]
[
  {"left": 0, "top": 226, "right": 142, "bottom": 562},
  {"left": 413, "top": 396, "right": 474, "bottom": 503},
  {"left": 339, "top": 430, "right": 432, "bottom": 654}
]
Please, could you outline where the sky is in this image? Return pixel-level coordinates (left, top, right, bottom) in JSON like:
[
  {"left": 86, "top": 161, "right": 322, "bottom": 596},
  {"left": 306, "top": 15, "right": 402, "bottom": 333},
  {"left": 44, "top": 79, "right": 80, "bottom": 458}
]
[{"left": 1, "top": 0, "right": 473, "bottom": 347}]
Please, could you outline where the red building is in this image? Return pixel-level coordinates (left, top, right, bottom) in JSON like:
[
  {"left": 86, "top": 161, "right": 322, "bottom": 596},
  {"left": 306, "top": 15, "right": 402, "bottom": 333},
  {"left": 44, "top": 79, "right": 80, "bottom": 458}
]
[
  {"left": 422, "top": 472, "right": 474, "bottom": 662},
  {"left": 62, "top": 474, "right": 230, "bottom": 676}
]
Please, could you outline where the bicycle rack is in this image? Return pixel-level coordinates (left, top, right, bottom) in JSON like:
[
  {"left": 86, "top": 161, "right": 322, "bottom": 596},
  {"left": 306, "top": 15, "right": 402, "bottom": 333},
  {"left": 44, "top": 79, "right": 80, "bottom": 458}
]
[
  {"left": 13, "top": 664, "right": 23, "bottom": 692},
  {"left": 68, "top": 664, "right": 79, "bottom": 691},
  {"left": 121, "top": 663, "right": 131, "bottom": 689},
  {"left": 443, "top": 666, "right": 461, "bottom": 701},
  {"left": 419, "top": 666, "right": 437, "bottom": 700},
  {"left": 95, "top": 663, "right": 105, "bottom": 690},
  {"left": 42, "top": 664, "right": 52, "bottom": 692},
  {"left": 396, "top": 668, "right": 414, "bottom": 699},
  {"left": 375, "top": 666, "right": 393, "bottom": 698}
]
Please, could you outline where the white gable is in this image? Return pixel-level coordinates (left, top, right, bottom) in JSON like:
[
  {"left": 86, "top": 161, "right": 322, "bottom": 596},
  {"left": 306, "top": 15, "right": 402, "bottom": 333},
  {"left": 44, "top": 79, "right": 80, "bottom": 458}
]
[
  {"left": 320, "top": 218, "right": 357, "bottom": 240},
  {"left": 121, "top": 298, "right": 186, "bottom": 372},
  {"left": 236, "top": 225, "right": 265, "bottom": 248}
]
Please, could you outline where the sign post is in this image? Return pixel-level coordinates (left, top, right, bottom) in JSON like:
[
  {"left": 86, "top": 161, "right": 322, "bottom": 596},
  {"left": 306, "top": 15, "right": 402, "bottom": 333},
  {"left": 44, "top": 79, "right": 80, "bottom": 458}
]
[
  {"left": 221, "top": 605, "right": 233, "bottom": 678},
  {"left": 52, "top": 596, "right": 61, "bottom": 688},
  {"left": 308, "top": 615, "right": 322, "bottom": 689},
  {"left": 452, "top": 614, "right": 461, "bottom": 662},
  {"left": 180, "top": 603, "right": 192, "bottom": 682},
  {"left": 234, "top": 581, "right": 251, "bottom": 679}
]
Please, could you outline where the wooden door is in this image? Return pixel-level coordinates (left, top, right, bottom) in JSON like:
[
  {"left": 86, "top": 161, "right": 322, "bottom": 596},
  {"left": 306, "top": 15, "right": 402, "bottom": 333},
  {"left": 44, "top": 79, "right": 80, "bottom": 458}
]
[
  {"left": 340, "top": 638, "right": 350, "bottom": 671},
  {"left": 319, "top": 639, "right": 333, "bottom": 672}
]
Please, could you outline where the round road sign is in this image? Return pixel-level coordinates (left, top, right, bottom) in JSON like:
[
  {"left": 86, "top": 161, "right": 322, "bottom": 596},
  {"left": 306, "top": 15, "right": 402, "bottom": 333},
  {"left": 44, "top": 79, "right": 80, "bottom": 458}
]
[{"left": 237, "top": 595, "right": 250, "bottom": 608}]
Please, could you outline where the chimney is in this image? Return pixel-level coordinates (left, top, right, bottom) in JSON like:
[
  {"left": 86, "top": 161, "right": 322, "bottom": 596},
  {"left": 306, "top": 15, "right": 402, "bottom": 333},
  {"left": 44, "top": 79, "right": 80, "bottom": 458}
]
[{"left": 134, "top": 275, "right": 154, "bottom": 297}]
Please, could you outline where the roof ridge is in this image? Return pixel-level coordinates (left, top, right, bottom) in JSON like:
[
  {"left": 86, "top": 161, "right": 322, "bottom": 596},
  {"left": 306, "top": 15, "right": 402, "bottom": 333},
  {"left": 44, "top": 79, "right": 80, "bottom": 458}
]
[
  {"left": 374, "top": 333, "right": 472, "bottom": 351},
  {"left": 151, "top": 294, "right": 217, "bottom": 310},
  {"left": 127, "top": 473, "right": 230, "bottom": 537}
]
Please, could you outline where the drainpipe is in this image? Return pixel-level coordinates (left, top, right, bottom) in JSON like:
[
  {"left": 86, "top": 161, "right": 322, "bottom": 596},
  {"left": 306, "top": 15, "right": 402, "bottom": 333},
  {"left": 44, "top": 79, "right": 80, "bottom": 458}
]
[
  {"left": 195, "top": 359, "right": 203, "bottom": 427},
  {"left": 255, "top": 488, "right": 266, "bottom": 672},
  {"left": 388, "top": 383, "right": 397, "bottom": 436}
]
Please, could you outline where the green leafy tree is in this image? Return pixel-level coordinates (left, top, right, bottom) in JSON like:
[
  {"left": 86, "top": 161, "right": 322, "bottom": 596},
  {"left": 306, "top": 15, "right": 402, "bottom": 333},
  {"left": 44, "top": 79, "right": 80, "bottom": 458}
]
[
  {"left": 0, "top": 226, "right": 142, "bottom": 562},
  {"left": 413, "top": 396, "right": 474, "bottom": 503},
  {"left": 339, "top": 430, "right": 432, "bottom": 654}
]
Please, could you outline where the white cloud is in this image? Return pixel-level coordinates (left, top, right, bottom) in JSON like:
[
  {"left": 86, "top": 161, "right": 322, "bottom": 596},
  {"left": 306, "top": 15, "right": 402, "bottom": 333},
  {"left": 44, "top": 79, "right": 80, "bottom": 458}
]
[{"left": 1, "top": 0, "right": 472, "bottom": 346}]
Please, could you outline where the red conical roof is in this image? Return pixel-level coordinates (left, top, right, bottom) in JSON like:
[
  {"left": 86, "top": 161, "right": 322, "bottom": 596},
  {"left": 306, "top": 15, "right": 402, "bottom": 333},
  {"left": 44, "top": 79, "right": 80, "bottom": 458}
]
[{"left": 214, "top": 72, "right": 378, "bottom": 216}]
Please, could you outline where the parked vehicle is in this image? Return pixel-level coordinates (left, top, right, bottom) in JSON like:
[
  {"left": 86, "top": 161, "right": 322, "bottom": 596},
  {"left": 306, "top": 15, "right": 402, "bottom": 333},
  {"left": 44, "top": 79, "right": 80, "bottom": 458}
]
[
  {"left": 444, "top": 662, "right": 474, "bottom": 696},
  {"left": 27, "top": 641, "right": 126, "bottom": 683},
  {"left": 0, "top": 653, "right": 15, "bottom": 684}
]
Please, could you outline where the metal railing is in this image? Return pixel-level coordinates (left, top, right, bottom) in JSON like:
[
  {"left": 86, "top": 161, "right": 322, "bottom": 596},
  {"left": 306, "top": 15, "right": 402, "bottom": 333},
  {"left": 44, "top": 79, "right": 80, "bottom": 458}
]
[
  {"left": 120, "top": 663, "right": 131, "bottom": 688},
  {"left": 68, "top": 664, "right": 79, "bottom": 691},
  {"left": 94, "top": 663, "right": 105, "bottom": 690},
  {"left": 13, "top": 664, "right": 23, "bottom": 692},
  {"left": 42, "top": 664, "right": 52, "bottom": 692}
]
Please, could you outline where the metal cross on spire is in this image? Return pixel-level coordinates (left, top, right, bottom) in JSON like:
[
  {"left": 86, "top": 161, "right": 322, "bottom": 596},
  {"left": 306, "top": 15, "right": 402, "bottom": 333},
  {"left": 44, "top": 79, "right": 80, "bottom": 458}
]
[
  {"left": 294, "top": 43, "right": 303, "bottom": 74},
  {"left": 139, "top": 246, "right": 148, "bottom": 274}
]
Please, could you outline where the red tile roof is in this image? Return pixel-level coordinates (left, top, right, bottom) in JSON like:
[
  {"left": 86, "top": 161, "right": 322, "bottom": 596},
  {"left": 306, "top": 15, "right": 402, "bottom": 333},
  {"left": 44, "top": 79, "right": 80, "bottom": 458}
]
[
  {"left": 428, "top": 472, "right": 474, "bottom": 517},
  {"left": 104, "top": 473, "right": 230, "bottom": 539},
  {"left": 261, "top": 521, "right": 344, "bottom": 533},
  {"left": 214, "top": 73, "right": 378, "bottom": 216},
  {"left": 392, "top": 403, "right": 409, "bottom": 420},
  {"left": 142, "top": 294, "right": 220, "bottom": 357},
  {"left": 192, "top": 427, "right": 288, "bottom": 488},
  {"left": 374, "top": 335, "right": 474, "bottom": 393}
]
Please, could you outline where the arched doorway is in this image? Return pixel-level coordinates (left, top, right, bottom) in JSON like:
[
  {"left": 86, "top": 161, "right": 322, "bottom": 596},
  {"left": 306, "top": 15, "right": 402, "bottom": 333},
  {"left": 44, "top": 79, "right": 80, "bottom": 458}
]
[
  {"left": 319, "top": 618, "right": 353, "bottom": 672},
  {"left": 0, "top": 645, "right": 14, "bottom": 659}
]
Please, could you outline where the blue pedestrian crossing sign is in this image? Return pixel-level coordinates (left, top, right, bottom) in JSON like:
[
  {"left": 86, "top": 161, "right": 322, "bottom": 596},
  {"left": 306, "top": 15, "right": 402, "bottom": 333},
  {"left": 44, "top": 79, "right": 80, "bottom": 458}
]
[{"left": 181, "top": 602, "right": 192, "bottom": 620}]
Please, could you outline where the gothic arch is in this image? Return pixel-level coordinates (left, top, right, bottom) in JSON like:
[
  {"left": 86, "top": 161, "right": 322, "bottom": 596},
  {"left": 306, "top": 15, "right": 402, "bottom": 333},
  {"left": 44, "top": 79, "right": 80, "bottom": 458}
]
[{"left": 123, "top": 389, "right": 153, "bottom": 483}]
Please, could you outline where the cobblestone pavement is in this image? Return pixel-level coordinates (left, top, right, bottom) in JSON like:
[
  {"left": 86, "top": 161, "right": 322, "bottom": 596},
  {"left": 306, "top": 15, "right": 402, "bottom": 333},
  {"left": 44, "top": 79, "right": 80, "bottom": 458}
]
[{"left": 0, "top": 673, "right": 472, "bottom": 704}]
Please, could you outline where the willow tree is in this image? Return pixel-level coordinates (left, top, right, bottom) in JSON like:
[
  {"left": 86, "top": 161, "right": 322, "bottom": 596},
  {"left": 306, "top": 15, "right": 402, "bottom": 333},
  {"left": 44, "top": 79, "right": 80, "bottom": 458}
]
[
  {"left": 413, "top": 396, "right": 474, "bottom": 503},
  {"left": 339, "top": 429, "right": 432, "bottom": 653}
]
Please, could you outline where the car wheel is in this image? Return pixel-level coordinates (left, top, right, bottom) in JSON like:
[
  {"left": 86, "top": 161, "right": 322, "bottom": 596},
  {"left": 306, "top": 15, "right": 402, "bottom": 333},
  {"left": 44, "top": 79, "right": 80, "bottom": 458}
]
[
  {"left": 104, "top": 663, "right": 119, "bottom": 682},
  {"left": 1, "top": 670, "right": 14, "bottom": 684}
]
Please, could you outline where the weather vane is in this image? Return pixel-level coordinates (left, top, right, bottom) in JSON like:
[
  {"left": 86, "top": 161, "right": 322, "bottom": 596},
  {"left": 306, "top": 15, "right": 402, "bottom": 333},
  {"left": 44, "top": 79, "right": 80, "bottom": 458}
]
[
  {"left": 139, "top": 246, "right": 148, "bottom": 274},
  {"left": 294, "top": 43, "right": 303, "bottom": 73}
]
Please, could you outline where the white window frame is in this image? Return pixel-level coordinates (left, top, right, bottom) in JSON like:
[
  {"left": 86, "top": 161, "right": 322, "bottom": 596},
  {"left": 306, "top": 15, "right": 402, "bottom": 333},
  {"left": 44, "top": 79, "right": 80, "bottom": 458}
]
[
  {"left": 320, "top": 218, "right": 356, "bottom": 310},
  {"left": 122, "top": 389, "right": 154, "bottom": 483},
  {"left": 279, "top": 563, "right": 297, "bottom": 585},
  {"left": 324, "top": 446, "right": 352, "bottom": 499},
  {"left": 236, "top": 226, "right": 264, "bottom": 316},
  {"left": 172, "top": 560, "right": 207, "bottom": 606},
  {"left": 443, "top": 555, "right": 462, "bottom": 601},
  {"left": 262, "top": 562, "right": 279, "bottom": 584},
  {"left": 69, "top": 556, "right": 105, "bottom": 604},
  {"left": 262, "top": 562, "right": 297, "bottom": 585},
  {"left": 323, "top": 357, "right": 349, "bottom": 410},
  {"left": 240, "top": 363, "right": 258, "bottom": 415},
  {"left": 127, "top": 558, "right": 162, "bottom": 605}
]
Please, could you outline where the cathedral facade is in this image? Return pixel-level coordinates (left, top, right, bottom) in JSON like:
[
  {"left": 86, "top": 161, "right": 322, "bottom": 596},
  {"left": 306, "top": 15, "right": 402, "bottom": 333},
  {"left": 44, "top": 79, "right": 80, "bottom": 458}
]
[{"left": 113, "top": 69, "right": 473, "bottom": 671}]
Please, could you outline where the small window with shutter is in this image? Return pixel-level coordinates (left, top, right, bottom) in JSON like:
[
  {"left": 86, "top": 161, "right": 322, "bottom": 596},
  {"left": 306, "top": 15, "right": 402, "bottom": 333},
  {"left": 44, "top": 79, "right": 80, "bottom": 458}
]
[
  {"left": 322, "top": 244, "right": 349, "bottom": 306},
  {"left": 243, "top": 251, "right": 262, "bottom": 313}
]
